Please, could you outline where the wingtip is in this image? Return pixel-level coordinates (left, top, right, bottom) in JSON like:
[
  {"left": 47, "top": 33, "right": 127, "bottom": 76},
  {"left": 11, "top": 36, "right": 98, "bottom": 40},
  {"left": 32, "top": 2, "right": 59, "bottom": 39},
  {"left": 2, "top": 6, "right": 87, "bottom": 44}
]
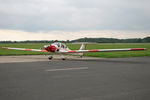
[
  {"left": 131, "top": 48, "right": 147, "bottom": 51},
  {"left": 2, "top": 47, "right": 8, "bottom": 49},
  {"left": 144, "top": 48, "right": 147, "bottom": 50}
]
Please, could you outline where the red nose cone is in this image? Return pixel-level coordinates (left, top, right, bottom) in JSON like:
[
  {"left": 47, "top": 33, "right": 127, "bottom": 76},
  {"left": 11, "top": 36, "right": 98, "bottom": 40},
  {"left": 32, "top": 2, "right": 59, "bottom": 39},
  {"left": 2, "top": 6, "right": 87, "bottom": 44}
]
[{"left": 49, "top": 45, "right": 56, "bottom": 52}]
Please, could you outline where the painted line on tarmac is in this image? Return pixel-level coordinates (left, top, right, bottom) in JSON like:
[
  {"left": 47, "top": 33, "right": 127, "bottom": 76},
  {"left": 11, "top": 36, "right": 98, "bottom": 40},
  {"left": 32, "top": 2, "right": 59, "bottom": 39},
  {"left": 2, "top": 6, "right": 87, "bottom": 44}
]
[{"left": 45, "top": 67, "right": 88, "bottom": 72}]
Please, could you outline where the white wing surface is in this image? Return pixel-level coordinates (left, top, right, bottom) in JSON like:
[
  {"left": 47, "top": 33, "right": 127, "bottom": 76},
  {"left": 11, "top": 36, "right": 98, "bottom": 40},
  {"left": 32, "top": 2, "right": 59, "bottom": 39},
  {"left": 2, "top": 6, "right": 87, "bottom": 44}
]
[
  {"left": 2, "top": 47, "right": 48, "bottom": 52},
  {"left": 60, "top": 48, "right": 147, "bottom": 53}
]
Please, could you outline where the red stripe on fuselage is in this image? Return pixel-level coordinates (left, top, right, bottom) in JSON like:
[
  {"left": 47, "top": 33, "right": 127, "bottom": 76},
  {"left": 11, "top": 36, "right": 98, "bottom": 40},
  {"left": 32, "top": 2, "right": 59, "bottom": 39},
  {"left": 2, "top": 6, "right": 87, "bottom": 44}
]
[
  {"left": 131, "top": 48, "right": 145, "bottom": 51},
  {"left": 88, "top": 50, "right": 99, "bottom": 52}
]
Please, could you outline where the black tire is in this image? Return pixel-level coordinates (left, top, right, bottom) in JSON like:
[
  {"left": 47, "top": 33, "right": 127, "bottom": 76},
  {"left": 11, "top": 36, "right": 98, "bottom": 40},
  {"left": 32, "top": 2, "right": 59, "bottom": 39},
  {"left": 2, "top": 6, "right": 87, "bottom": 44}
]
[
  {"left": 48, "top": 56, "right": 53, "bottom": 60},
  {"left": 62, "top": 58, "right": 66, "bottom": 60}
]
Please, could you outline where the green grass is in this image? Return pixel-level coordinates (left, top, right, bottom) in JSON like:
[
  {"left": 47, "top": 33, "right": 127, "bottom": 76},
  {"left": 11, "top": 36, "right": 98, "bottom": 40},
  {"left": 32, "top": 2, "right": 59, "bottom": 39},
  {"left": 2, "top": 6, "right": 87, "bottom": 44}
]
[{"left": 0, "top": 43, "right": 150, "bottom": 58}]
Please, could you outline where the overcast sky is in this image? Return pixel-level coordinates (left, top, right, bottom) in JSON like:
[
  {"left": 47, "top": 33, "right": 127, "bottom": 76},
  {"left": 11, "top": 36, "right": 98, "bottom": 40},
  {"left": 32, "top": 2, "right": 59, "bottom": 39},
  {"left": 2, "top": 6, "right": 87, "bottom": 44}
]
[{"left": 0, "top": 0, "right": 150, "bottom": 40}]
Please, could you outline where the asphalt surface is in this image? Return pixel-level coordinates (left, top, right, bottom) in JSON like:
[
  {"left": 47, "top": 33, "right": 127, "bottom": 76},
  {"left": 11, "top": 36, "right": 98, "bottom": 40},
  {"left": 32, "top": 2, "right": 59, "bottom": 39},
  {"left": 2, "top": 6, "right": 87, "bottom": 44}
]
[
  {"left": 0, "top": 57, "right": 150, "bottom": 100},
  {"left": 0, "top": 55, "right": 103, "bottom": 63}
]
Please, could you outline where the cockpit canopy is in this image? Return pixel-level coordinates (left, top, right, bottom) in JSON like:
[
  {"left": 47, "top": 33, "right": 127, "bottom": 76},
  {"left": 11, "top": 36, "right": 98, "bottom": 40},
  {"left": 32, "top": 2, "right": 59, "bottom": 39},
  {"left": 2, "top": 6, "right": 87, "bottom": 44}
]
[
  {"left": 51, "top": 42, "right": 67, "bottom": 48},
  {"left": 43, "top": 45, "right": 50, "bottom": 48}
]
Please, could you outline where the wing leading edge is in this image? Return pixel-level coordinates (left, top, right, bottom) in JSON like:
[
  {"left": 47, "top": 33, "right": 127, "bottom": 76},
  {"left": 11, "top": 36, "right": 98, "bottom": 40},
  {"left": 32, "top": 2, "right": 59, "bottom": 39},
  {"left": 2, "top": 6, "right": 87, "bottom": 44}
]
[
  {"left": 61, "top": 48, "right": 147, "bottom": 53},
  {"left": 2, "top": 47, "right": 147, "bottom": 53},
  {"left": 2, "top": 47, "right": 47, "bottom": 52}
]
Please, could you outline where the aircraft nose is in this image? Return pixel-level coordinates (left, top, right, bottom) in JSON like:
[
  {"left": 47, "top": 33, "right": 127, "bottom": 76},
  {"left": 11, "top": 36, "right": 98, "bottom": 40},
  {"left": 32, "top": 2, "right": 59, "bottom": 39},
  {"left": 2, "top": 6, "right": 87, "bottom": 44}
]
[{"left": 49, "top": 45, "right": 56, "bottom": 52}]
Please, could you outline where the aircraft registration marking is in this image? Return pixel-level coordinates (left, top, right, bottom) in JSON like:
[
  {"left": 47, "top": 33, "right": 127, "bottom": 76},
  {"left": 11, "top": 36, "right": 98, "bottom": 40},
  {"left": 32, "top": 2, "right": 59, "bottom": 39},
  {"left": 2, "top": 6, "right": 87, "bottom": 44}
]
[{"left": 45, "top": 67, "right": 88, "bottom": 72}]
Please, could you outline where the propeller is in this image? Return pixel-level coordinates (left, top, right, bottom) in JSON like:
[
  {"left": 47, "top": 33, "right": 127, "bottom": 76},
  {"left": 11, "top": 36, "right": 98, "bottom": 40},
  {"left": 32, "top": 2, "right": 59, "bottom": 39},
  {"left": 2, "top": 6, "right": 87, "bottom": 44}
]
[{"left": 42, "top": 45, "right": 57, "bottom": 52}]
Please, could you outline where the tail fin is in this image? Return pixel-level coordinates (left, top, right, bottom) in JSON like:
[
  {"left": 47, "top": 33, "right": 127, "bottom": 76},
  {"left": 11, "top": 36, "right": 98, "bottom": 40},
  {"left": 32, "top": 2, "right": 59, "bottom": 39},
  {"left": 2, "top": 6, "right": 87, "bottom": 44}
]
[
  {"left": 79, "top": 43, "right": 87, "bottom": 57},
  {"left": 79, "top": 43, "right": 86, "bottom": 50}
]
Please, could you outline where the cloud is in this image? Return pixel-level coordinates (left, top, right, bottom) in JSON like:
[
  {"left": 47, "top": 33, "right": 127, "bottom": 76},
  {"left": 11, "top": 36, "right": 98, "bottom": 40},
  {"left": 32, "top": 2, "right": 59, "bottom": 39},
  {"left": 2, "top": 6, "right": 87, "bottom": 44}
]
[
  {"left": 0, "top": 29, "right": 149, "bottom": 41},
  {"left": 0, "top": 0, "right": 150, "bottom": 40},
  {"left": 0, "top": 0, "right": 150, "bottom": 32}
]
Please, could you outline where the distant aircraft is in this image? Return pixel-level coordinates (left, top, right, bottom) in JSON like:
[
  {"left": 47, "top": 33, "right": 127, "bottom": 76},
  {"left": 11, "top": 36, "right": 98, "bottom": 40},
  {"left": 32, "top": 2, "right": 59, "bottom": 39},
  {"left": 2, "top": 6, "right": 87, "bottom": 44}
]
[{"left": 2, "top": 42, "right": 147, "bottom": 60}]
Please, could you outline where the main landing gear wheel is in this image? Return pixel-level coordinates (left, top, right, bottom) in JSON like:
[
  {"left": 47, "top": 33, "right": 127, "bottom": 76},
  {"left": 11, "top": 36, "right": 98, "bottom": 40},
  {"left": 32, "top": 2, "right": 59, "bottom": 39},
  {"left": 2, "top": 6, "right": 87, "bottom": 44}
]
[
  {"left": 48, "top": 55, "right": 53, "bottom": 60},
  {"left": 61, "top": 56, "right": 66, "bottom": 60}
]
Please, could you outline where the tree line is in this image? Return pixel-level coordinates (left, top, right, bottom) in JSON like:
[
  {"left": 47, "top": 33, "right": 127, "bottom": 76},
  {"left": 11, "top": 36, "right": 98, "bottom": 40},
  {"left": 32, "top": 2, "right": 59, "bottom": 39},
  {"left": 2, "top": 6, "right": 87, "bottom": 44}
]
[
  {"left": 71, "top": 37, "right": 150, "bottom": 43},
  {"left": 0, "top": 37, "right": 150, "bottom": 43}
]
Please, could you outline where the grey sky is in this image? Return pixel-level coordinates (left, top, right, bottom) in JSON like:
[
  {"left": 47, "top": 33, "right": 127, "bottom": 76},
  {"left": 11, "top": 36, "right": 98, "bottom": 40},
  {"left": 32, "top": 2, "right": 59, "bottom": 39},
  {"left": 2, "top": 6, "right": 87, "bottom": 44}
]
[
  {"left": 0, "top": 0, "right": 150, "bottom": 32},
  {"left": 0, "top": 0, "right": 150, "bottom": 40}
]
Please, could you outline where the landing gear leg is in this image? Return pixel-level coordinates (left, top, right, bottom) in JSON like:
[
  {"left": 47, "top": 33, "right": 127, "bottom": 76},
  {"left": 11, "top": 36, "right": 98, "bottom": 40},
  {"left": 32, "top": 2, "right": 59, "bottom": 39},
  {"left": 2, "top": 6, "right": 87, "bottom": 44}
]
[{"left": 48, "top": 55, "right": 53, "bottom": 60}]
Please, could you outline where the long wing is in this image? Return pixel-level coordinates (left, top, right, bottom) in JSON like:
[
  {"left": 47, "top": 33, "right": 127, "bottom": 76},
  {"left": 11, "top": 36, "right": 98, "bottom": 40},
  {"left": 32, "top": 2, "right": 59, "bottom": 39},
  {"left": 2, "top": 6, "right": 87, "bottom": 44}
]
[
  {"left": 60, "top": 48, "right": 147, "bottom": 53},
  {"left": 2, "top": 47, "right": 48, "bottom": 52}
]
